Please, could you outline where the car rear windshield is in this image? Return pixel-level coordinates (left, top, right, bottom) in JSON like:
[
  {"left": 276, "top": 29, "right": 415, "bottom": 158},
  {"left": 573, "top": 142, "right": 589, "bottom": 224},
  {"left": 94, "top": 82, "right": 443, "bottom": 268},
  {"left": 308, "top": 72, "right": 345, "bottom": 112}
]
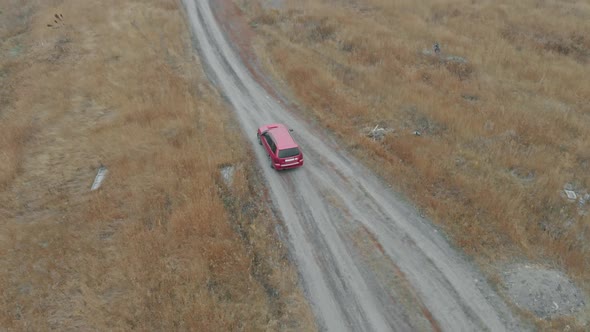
[{"left": 278, "top": 147, "right": 300, "bottom": 158}]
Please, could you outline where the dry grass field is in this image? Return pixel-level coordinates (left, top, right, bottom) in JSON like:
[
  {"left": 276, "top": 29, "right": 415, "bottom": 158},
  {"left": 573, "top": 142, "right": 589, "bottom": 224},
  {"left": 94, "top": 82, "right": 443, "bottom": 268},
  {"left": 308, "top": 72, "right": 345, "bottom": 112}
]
[
  {"left": 237, "top": 0, "right": 590, "bottom": 328},
  {"left": 0, "top": 0, "right": 315, "bottom": 330}
]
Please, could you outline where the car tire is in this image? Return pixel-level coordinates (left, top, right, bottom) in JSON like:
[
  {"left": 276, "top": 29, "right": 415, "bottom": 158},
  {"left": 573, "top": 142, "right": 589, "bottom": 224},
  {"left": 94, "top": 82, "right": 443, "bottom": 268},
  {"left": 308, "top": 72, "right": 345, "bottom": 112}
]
[
  {"left": 268, "top": 155, "right": 274, "bottom": 169},
  {"left": 257, "top": 133, "right": 262, "bottom": 145}
]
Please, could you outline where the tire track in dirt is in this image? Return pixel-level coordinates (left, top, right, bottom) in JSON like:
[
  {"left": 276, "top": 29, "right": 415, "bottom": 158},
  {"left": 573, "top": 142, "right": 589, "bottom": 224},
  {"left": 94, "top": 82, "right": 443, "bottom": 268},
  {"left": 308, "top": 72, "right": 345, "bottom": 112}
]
[{"left": 181, "top": 0, "right": 525, "bottom": 331}]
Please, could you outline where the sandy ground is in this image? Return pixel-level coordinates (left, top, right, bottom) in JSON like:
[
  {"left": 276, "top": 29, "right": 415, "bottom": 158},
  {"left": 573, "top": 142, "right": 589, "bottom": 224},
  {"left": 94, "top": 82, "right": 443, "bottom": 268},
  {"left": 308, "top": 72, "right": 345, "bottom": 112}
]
[{"left": 180, "top": 1, "right": 531, "bottom": 331}]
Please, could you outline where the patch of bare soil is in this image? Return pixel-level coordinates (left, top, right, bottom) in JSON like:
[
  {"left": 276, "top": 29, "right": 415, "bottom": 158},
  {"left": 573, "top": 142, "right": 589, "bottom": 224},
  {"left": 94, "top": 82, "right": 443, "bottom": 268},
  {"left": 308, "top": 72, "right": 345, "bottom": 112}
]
[{"left": 503, "top": 265, "right": 586, "bottom": 320}]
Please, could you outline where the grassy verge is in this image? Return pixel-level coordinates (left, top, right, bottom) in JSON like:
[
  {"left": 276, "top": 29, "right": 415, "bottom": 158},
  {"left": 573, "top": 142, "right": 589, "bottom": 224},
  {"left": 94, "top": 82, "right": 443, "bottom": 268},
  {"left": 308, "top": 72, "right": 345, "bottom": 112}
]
[
  {"left": 236, "top": 0, "right": 590, "bottom": 328},
  {"left": 0, "top": 0, "right": 314, "bottom": 330}
]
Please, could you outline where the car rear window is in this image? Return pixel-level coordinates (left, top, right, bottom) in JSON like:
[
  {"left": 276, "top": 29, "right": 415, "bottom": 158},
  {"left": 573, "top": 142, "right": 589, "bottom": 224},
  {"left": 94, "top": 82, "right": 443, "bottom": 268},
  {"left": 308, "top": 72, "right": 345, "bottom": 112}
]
[{"left": 278, "top": 147, "right": 300, "bottom": 158}]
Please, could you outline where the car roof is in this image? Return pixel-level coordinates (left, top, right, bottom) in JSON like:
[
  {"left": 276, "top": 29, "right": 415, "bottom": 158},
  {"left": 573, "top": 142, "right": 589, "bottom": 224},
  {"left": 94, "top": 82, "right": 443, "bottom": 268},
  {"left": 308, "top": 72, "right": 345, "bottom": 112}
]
[{"left": 263, "top": 123, "right": 298, "bottom": 150}]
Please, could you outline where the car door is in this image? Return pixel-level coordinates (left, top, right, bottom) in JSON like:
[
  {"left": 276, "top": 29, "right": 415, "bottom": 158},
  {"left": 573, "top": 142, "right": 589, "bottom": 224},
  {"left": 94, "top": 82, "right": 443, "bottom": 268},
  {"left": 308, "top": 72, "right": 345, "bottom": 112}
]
[
  {"left": 263, "top": 133, "right": 278, "bottom": 163},
  {"left": 261, "top": 132, "right": 276, "bottom": 158}
]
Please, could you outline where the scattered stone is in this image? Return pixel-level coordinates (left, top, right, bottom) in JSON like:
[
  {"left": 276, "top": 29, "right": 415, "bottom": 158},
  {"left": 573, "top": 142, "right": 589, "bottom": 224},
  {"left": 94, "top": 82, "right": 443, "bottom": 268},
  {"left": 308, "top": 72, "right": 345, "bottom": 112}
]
[
  {"left": 509, "top": 168, "right": 535, "bottom": 182},
  {"left": 220, "top": 165, "right": 235, "bottom": 186},
  {"left": 99, "top": 230, "right": 115, "bottom": 241},
  {"left": 501, "top": 129, "right": 518, "bottom": 140},
  {"left": 402, "top": 106, "right": 445, "bottom": 136},
  {"left": 563, "top": 189, "right": 577, "bottom": 201},
  {"left": 364, "top": 125, "right": 394, "bottom": 141},
  {"left": 579, "top": 193, "right": 590, "bottom": 216},
  {"left": 444, "top": 55, "right": 468, "bottom": 64},
  {"left": 433, "top": 42, "right": 441, "bottom": 55},
  {"left": 18, "top": 283, "right": 32, "bottom": 295},
  {"left": 371, "top": 128, "right": 385, "bottom": 139},
  {"left": 90, "top": 164, "right": 108, "bottom": 191},
  {"left": 455, "top": 156, "right": 466, "bottom": 167},
  {"left": 539, "top": 217, "right": 576, "bottom": 238},
  {"left": 462, "top": 94, "right": 479, "bottom": 102},
  {"left": 421, "top": 49, "right": 468, "bottom": 64},
  {"left": 413, "top": 130, "right": 421, "bottom": 136},
  {"left": 368, "top": 125, "right": 385, "bottom": 140},
  {"left": 561, "top": 183, "right": 590, "bottom": 213},
  {"left": 503, "top": 264, "right": 586, "bottom": 319}
]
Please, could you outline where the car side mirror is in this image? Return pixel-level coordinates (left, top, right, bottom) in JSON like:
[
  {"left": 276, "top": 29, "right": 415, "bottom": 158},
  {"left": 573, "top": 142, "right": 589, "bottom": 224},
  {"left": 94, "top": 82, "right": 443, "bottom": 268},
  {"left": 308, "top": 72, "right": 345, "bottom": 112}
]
[{"left": 289, "top": 129, "right": 294, "bottom": 132}]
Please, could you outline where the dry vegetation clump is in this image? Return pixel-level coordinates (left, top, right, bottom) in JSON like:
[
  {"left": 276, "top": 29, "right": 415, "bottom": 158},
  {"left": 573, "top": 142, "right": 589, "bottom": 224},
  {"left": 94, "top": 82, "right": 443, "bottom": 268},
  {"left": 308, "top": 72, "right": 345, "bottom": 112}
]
[
  {"left": 237, "top": 0, "right": 590, "bottom": 328},
  {"left": 0, "top": 0, "right": 314, "bottom": 330}
]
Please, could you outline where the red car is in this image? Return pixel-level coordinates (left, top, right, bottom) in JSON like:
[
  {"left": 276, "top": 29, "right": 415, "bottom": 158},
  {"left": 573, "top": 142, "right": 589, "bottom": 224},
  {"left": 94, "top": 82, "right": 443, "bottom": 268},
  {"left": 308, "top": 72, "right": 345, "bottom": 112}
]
[{"left": 257, "top": 123, "right": 304, "bottom": 170}]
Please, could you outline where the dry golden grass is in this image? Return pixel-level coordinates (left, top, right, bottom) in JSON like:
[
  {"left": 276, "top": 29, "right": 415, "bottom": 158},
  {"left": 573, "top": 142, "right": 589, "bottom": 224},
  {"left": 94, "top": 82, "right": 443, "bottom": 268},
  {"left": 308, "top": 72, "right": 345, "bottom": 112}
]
[
  {"left": 0, "top": 0, "right": 314, "bottom": 330},
  {"left": 238, "top": 0, "right": 590, "bottom": 328}
]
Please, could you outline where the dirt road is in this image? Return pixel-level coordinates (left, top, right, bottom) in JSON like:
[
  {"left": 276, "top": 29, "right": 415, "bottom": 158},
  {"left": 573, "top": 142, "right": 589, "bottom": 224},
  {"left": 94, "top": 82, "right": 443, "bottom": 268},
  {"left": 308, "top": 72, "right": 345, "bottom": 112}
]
[{"left": 181, "top": 1, "right": 525, "bottom": 330}]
